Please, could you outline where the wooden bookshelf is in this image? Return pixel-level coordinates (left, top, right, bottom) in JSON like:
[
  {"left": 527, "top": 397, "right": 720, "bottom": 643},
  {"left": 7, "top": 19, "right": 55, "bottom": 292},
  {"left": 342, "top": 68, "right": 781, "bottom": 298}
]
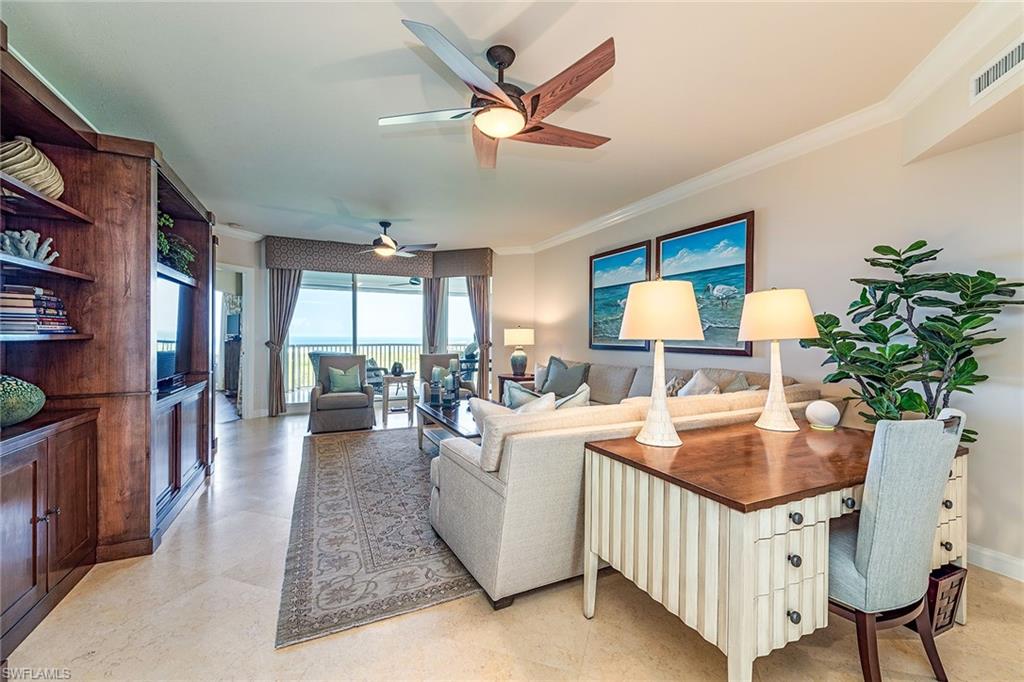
[
  {"left": 0, "top": 332, "right": 93, "bottom": 342},
  {"left": 0, "top": 253, "right": 95, "bottom": 281},
  {"left": 156, "top": 261, "right": 197, "bottom": 288},
  {"left": 0, "top": 172, "right": 93, "bottom": 223}
]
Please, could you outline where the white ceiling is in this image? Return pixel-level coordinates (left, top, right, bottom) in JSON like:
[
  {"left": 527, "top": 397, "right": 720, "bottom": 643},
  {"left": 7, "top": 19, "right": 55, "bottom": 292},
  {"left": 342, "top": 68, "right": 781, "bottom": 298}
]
[{"left": 3, "top": 2, "right": 973, "bottom": 250}]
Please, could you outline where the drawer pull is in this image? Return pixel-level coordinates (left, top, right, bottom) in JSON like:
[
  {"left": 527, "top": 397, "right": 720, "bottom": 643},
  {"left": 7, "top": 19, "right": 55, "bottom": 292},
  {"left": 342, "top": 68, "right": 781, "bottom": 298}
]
[
  {"left": 842, "top": 497, "right": 857, "bottom": 510},
  {"left": 942, "top": 499, "right": 953, "bottom": 510},
  {"left": 788, "top": 553, "right": 802, "bottom": 568},
  {"left": 45, "top": 506, "right": 61, "bottom": 517},
  {"left": 787, "top": 610, "right": 801, "bottom": 625},
  {"left": 789, "top": 511, "right": 804, "bottom": 526},
  {"left": 949, "top": 469, "right": 953, "bottom": 479},
  {"left": 940, "top": 541, "right": 953, "bottom": 552}
]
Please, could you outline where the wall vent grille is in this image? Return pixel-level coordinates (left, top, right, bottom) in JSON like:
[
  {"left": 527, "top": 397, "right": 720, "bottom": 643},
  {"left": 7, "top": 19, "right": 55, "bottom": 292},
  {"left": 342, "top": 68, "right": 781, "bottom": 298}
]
[{"left": 972, "top": 39, "right": 1024, "bottom": 103}]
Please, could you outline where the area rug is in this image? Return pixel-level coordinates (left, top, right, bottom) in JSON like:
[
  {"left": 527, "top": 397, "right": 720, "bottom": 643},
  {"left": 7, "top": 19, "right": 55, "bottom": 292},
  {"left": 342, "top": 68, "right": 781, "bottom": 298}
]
[{"left": 275, "top": 428, "right": 480, "bottom": 648}]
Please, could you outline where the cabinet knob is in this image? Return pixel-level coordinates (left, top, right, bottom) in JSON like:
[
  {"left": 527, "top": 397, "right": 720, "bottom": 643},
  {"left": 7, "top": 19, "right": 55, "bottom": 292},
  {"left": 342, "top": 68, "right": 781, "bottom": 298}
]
[
  {"left": 948, "top": 469, "right": 954, "bottom": 479},
  {"left": 789, "top": 511, "right": 804, "bottom": 526},
  {"left": 942, "top": 499, "right": 953, "bottom": 510},
  {"left": 46, "top": 506, "right": 61, "bottom": 517},
  {"left": 787, "top": 610, "right": 801, "bottom": 625},
  {"left": 842, "top": 497, "right": 857, "bottom": 510},
  {"left": 940, "top": 541, "right": 953, "bottom": 552},
  {"left": 788, "top": 554, "right": 802, "bottom": 568}
]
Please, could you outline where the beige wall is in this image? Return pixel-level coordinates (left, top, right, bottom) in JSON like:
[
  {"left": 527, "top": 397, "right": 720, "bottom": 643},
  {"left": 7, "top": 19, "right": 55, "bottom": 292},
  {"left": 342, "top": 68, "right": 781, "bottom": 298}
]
[
  {"left": 533, "top": 124, "right": 1024, "bottom": 564},
  {"left": 491, "top": 253, "right": 537, "bottom": 397}
]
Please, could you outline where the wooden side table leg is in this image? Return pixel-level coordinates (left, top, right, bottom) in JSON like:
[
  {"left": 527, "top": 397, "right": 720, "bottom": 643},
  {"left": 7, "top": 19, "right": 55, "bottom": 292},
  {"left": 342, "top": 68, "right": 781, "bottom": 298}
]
[
  {"left": 382, "top": 384, "right": 389, "bottom": 428},
  {"left": 583, "top": 449, "right": 598, "bottom": 618},
  {"left": 407, "top": 377, "right": 415, "bottom": 425},
  {"left": 417, "top": 415, "right": 424, "bottom": 449},
  {"left": 726, "top": 508, "right": 756, "bottom": 682}
]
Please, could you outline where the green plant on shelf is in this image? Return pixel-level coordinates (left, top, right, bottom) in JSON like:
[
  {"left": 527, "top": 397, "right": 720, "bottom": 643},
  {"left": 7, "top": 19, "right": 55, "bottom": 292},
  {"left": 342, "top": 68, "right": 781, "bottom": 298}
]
[
  {"left": 800, "top": 240, "right": 1021, "bottom": 442},
  {"left": 157, "top": 210, "right": 196, "bottom": 277}
]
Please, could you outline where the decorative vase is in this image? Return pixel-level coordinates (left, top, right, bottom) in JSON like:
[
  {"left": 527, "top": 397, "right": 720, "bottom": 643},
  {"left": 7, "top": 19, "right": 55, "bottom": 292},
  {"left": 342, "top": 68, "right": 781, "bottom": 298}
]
[
  {"left": 0, "top": 374, "right": 46, "bottom": 427},
  {"left": 0, "top": 136, "right": 65, "bottom": 199},
  {"left": 806, "top": 400, "right": 841, "bottom": 431},
  {"left": 509, "top": 347, "right": 527, "bottom": 376},
  {"left": 390, "top": 362, "right": 404, "bottom": 377}
]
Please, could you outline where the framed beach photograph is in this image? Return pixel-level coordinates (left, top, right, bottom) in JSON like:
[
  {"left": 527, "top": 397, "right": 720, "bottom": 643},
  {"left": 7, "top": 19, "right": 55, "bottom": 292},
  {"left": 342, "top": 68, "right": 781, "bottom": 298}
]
[
  {"left": 656, "top": 212, "right": 754, "bottom": 356},
  {"left": 589, "top": 241, "right": 652, "bottom": 351}
]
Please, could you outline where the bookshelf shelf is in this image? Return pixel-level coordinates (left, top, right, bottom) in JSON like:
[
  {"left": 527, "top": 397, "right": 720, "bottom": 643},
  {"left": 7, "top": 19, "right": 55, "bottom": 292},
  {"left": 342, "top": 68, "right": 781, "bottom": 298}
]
[
  {"left": 0, "top": 253, "right": 95, "bottom": 281},
  {"left": 156, "top": 262, "right": 197, "bottom": 288},
  {"left": 0, "top": 172, "right": 93, "bottom": 223},
  {"left": 0, "top": 333, "right": 93, "bottom": 342}
]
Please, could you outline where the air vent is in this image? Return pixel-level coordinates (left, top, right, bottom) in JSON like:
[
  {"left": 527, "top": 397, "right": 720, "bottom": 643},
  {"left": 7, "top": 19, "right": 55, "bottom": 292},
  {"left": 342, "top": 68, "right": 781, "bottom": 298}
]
[{"left": 971, "top": 38, "right": 1024, "bottom": 103}]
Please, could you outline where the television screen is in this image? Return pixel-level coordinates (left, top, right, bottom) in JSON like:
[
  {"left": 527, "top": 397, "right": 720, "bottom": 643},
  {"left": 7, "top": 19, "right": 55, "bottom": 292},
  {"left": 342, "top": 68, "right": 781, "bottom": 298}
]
[{"left": 155, "top": 276, "right": 193, "bottom": 384}]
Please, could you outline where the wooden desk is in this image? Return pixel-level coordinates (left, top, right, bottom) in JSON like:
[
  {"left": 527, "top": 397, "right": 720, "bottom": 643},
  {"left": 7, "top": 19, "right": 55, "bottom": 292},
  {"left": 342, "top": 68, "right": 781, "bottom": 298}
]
[{"left": 583, "top": 421, "right": 968, "bottom": 682}]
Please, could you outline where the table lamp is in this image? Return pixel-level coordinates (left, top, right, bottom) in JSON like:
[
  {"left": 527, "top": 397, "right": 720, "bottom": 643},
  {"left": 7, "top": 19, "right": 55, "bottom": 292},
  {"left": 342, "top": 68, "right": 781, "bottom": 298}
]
[
  {"left": 619, "top": 279, "right": 704, "bottom": 447},
  {"left": 737, "top": 288, "right": 819, "bottom": 432},
  {"left": 504, "top": 326, "right": 534, "bottom": 376}
]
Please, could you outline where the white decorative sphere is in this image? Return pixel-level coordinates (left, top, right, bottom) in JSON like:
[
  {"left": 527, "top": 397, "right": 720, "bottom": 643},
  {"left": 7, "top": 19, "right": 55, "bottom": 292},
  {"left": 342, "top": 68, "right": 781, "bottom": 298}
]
[{"left": 806, "top": 400, "right": 841, "bottom": 431}]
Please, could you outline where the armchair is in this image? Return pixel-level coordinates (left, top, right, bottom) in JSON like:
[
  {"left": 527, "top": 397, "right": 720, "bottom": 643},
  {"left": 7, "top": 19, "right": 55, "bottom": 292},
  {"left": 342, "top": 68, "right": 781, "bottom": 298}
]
[
  {"left": 419, "top": 353, "right": 476, "bottom": 401},
  {"left": 309, "top": 354, "right": 375, "bottom": 433}
]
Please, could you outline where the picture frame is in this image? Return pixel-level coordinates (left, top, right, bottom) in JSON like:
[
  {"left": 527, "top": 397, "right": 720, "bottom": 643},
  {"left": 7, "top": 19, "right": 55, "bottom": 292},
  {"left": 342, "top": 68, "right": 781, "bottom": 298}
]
[
  {"left": 589, "top": 240, "right": 652, "bottom": 351},
  {"left": 655, "top": 211, "right": 754, "bottom": 356}
]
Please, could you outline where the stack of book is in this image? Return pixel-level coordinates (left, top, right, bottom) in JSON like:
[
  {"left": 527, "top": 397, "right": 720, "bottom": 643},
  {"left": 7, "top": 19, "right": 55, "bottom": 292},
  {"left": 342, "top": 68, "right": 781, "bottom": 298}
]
[{"left": 1, "top": 285, "right": 78, "bottom": 335}]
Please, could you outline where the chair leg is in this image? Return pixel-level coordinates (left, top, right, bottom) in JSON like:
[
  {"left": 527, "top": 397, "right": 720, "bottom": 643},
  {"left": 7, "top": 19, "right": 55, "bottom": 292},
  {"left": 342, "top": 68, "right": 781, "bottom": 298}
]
[
  {"left": 854, "top": 611, "right": 882, "bottom": 682},
  {"left": 914, "top": 599, "right": 948, "bottom": 682}
]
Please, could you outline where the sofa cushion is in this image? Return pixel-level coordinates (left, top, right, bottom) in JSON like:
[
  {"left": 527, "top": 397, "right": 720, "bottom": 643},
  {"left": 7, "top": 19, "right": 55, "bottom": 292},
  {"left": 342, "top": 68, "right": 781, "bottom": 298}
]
[
  {"left": 555, "top": 383, "right": 590, "bottom": 409},
  {"left": 677, "top": 370, "right": 721, "bottom": 396},
  {"left": 723, "top": 373, "right": 753, "bottom": 392},
  {"left": 628, "top": 367, "right": 693, "bottom": 398},
  {"left": 317, "top": 391, "right": 370, "bottom": 410},
  {"left": 541, "top": 357, "right": 589, "bottom": 397},
  {"left": 623, "top": 383, "right": 821, "bottom": 417},
  {"left": 585, "top": 364, "right": 637, "bottom": 404}
]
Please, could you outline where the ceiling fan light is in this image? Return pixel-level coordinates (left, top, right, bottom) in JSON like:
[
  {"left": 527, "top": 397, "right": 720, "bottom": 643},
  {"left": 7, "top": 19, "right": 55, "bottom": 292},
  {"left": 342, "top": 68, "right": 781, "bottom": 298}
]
[
  {"left": 374, "top": 245, "right": 395, "bottom": 257},
  {"left": 473, "top": 107, "right": 525, "bottom": 139}
]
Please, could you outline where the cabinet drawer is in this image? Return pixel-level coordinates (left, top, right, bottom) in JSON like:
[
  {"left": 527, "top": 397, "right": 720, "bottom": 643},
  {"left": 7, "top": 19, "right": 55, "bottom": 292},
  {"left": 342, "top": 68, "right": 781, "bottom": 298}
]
[
  {"left": 938, "top": 476, "right": 965, "bottom": 524},
  {"left": 754, "top": 573, "right": 828, "bottom": 657},
  {"left": 932, "top": 516, "right": 965, "bottom": 568},
  {"left": 754, "top": 492, "right": 832, "bottom": 539},
  {"left": 949, "top": 457, "right": 965, "bottom": 480},
  {"left": 754, "top": 522, "right": 826, "bottom": 595},
  {"left": 835, "top": 485, "right": 863, "bottom": 515}
]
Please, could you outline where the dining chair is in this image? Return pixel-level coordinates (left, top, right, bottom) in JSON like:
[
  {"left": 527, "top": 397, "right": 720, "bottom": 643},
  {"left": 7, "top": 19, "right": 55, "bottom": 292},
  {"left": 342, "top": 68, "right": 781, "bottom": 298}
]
[{"left": 828, "top": 408, "right": 966, "bottom": 682}]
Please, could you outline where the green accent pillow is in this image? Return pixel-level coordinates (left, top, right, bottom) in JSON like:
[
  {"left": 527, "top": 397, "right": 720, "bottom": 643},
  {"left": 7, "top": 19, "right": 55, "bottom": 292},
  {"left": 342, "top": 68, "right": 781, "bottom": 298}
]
[
  {"left": 328, "top": 365, "right": 361, "bottom": 393},
  {"left": 722, "top": 373, "right": 750, "bottom": 393},
  {"left": 0, "top": 374, "right": 46, "bottom": 427},
  {"left": 541, "top": 356, "right": 589, "bottom": 397},
  {"left": 504, "top": 381, "right": 542, "bottom": 408}
]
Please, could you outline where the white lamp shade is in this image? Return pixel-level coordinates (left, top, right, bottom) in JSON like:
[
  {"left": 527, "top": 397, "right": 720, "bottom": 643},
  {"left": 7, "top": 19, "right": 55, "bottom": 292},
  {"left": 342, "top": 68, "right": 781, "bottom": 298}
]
[
  {"left": 738, "top": 288, "right": 819, "bottom": 341},
  {"left": 619, "top": 280, "right": 704, "bottom": 341},
  {"left": 504, "top": 327, "right": 535, "bottom": 346}
]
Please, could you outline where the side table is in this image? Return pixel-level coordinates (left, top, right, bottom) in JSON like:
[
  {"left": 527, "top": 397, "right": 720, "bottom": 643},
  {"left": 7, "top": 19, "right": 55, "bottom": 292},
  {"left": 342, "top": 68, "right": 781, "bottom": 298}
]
[
  {"left": 381, "top": 373, "right": 415, "bottom": 427},
  {"left": 496, "top": 373, "right": 535, "bottom": 403}
]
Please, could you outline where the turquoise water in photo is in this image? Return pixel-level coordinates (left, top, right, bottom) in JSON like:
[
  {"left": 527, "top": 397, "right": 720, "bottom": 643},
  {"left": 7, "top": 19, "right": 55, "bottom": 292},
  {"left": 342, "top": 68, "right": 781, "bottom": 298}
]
[
  {"left": 665, "top": 263, "right": 746, "bottom": 349},
  {"left": 592, "top": 282, "right": 636, "bottom": 346}
]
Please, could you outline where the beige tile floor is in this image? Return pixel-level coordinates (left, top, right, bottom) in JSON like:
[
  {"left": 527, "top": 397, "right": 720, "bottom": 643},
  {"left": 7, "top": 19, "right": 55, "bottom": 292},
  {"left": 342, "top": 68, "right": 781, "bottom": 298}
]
[{"left": 8, "top": 414, "right": 1024, "bottom": 681}]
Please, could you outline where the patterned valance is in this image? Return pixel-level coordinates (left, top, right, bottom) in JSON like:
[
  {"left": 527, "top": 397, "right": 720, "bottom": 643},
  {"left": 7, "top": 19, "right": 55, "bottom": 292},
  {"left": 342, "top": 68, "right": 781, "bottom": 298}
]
[{"left": 264, "top": 236, "right": 492, "bottom": 278}]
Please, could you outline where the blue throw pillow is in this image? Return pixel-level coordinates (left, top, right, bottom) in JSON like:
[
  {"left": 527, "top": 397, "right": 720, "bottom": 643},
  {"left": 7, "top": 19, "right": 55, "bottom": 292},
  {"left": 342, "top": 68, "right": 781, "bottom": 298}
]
[
  {"left": 504, "top": 381, "right": 542, "bottom": 408},
  {"left": 540, "top": 356, "right": 589, "bottom": 397},
  {"left": 328, "top": 365, "right": 361, "bottom": 393}
]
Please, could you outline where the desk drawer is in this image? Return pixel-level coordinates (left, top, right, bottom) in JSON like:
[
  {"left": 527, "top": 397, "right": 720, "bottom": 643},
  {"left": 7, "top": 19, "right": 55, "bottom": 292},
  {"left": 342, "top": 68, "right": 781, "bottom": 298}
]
[
  {"left": 754, "top": 522, "right": 826, "bottom": 595},
  {"left": 932, "top": 516, "right": 965, "bottom": 568},
  {"left": 754, "top": 492, "right": 833, "bottom": 539},
  {"left": 938, "top": 476, "right": 965, "bottom": 524},
  {"left": 754, "top": 573, "right": 828, "bottom": 656}
]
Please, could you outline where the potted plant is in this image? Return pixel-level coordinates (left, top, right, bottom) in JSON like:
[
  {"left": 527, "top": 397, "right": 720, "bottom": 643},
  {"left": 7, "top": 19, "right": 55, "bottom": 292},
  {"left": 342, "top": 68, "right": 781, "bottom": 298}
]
[
  {"left": 801, "top": 240, "right": 1020, "bottom": 441},
  {"left": 157, "top": 211, "right": 197, "bottom": 276}
]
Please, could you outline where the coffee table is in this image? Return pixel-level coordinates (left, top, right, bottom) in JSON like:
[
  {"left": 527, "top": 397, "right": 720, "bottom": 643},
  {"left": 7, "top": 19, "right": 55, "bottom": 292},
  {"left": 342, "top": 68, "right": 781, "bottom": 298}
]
[{"left": 416, "top": 400, "right": 480, "bottom": 450}]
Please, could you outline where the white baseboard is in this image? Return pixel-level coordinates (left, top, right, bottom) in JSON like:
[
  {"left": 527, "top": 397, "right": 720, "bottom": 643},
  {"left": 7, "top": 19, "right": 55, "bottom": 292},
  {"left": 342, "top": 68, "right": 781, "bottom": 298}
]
[
  {"left": 251, "top": 409, "right": 269, "bottom": 418},
  {"left": 968, "top": 543, "right": 1024, "bottom": 582}
]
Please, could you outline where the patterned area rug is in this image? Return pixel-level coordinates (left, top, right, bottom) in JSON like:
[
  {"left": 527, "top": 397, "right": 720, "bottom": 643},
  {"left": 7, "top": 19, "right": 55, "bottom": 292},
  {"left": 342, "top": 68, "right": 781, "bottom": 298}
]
[{"left": 275, "top": 428, "right": 480, "bottom": 648}]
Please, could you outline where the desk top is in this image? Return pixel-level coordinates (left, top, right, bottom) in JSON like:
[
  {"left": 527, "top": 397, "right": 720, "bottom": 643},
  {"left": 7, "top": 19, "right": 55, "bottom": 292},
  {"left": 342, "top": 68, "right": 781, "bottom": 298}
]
[{"left": 586, "top": 420, "right": 966, "bottom": 513}]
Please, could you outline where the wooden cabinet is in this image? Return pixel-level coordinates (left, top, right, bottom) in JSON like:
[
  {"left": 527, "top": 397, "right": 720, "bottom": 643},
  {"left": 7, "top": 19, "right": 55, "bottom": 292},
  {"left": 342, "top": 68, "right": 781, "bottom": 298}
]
[
  {"left": 1, "top": 410, "right": 97, "bottom": 660},
  {"left": 152, "top": 381, "right": 209, "bottom": 531}
]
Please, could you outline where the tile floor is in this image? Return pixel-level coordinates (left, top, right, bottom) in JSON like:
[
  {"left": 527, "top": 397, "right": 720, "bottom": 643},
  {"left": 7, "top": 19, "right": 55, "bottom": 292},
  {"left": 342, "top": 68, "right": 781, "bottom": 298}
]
[{"left": 7, "top": 414, "right": 1023, "bottom": 680}]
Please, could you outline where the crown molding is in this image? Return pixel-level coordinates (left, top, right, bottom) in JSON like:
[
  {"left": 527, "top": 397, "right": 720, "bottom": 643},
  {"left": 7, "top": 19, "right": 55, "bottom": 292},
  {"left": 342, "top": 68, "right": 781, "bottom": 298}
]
[
  {"left": 492, "top": 245, "right": 535, "bottom": 256},
  {"left": 527, "top": 2, "right": 1018, "bottom": 255},
  {"left": 214, "top": 224, "right": 265, "bottom": 242}
]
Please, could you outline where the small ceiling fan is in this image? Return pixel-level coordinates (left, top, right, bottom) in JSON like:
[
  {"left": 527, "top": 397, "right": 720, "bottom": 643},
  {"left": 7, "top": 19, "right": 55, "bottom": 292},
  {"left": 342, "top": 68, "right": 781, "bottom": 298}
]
[
  {"left": 379, "top": 20, "right": 614, "bottom": 168},
  {"left": 358, "top": 221, "right": 437, "bottom": 258}
]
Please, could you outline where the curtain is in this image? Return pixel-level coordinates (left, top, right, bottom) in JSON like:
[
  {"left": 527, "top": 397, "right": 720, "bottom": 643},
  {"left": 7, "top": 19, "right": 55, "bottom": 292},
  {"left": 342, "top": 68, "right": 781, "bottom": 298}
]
[
  {"left": 422, "top": 277, "right": 444, "bottom": 353},
  {"left": 466, "top": 275, "right": 491, "bottom": 398},
  {"left": 266, "top": 268, "right": 303, "bottom": 416}
]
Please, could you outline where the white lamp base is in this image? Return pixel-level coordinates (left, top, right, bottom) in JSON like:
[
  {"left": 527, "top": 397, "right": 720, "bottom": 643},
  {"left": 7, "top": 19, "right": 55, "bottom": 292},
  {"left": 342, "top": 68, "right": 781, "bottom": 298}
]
[
  {"left": 755, "top": 339, "right": 800, "bottom": 432},
  {"left": 636, "top": 340, "right": 682, "bottom": 447}
]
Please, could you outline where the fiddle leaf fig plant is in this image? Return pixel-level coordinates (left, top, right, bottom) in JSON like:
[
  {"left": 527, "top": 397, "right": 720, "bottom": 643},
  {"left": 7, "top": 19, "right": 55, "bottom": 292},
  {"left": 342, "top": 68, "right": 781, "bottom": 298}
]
[{"left": 800, "top": 240, "right": 1021, "bottom": 442}]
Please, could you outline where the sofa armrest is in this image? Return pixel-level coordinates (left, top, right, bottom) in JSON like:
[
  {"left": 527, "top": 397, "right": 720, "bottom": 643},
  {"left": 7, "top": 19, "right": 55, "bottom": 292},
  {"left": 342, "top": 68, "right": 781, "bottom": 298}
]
[
  {"left": 439, "top": 438, "right": 505, "bottom": 497},
  {"left": 459, "top": 379, "right": 476, "bottom": 395},
  {"left": 310, "top": 384, "right": 323, "bottom": 409},
  {"left": 361, "top": 384, "right": 374, "bottom": 402}
]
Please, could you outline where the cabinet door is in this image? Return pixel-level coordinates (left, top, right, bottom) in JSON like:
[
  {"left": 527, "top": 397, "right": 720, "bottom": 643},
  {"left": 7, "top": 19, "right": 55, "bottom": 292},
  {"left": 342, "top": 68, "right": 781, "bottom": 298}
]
[
  {"left": 1, "top": 440, "right": 48, "bottom": 635},
  {"left": 179, "top": 392, "right": 202, "bottom": 483},
  {"left": 152, "top": 403, "right": 177, "bottom": 510},
  {"left": 47, "top": 423, "right": 98, "bottom": 588}
]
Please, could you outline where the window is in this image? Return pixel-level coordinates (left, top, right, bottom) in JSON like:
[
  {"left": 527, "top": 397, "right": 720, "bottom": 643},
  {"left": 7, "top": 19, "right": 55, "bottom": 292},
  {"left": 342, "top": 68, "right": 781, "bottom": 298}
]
[
  {"left": 285, "top": 272, "right": 354, "bottom": 402},
  {"left": 446, "top": 277, "right": 476, "bottom": 352},
  {"left": 355, "top": 275, "right": 423, "bottom": 378}
]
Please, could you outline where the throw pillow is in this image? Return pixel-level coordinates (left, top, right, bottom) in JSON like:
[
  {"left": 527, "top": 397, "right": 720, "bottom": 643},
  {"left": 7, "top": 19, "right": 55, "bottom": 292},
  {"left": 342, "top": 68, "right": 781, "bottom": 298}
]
[
  {"left": 722, "top": 373, "right": 750, "bottom": 393},
  {"left": 677, "top": 369, "right": 721, "bottom": 397},
  {"left": 541, "top": 356, "right": 589, "bottom": 397},
  {"left": 665, "top": 375, "right": 688, "bottom": 397},
  {"left": 555, "top": 383, "right": 590, "bottom": 409},
  {"left": 327, "top": 365, "right": 361, "bottom": 393},
  {"left": 504, "top": 381, "right": 542, "bottom": 408}
]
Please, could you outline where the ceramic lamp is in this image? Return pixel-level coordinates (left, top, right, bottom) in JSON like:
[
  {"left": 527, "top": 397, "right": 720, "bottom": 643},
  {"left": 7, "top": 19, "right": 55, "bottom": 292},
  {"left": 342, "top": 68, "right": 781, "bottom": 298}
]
[
  {"left": 504, "top": 326, "right": 534, "bottom": 376},
  {"left": 738, "top": 288, "right": 819, "bottom": 432},
  {"left": 619, "top": 280, "right": 704, "bottom": 447}
]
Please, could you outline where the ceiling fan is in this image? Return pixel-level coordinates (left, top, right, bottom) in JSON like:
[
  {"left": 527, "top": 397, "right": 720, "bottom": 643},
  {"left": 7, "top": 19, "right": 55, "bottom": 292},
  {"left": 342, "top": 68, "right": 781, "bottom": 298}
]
[
  {"left": 379, "top": 20, "right": 615, "bottom": 168},
  {"left": 358, "top": 221, "right": 437, "bottom": 258}
]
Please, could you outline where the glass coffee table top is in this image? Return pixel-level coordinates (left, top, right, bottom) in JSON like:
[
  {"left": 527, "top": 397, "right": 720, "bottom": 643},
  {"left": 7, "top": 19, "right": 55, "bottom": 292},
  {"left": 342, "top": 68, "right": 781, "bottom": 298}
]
[{"left": 416, "top": 400, "right": 479, "bottom": 442}]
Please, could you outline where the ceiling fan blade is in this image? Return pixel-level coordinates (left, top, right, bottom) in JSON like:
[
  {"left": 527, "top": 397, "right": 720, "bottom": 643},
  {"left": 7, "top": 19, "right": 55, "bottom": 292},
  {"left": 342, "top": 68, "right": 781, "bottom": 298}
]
[
  {"left": 522, "top": 37, "right": 615, "bottom": 123},
  {"left": 472, "top": 126, "right": 498, "bottom": 169},
  {"left": 378, "top": 107, "right": 485, "bottom": 127},
  {"left": 511, "top": 123, "right": 609, "bottom": 149},
  {"left": 356, "top": 248, "right": 379, "bottom": 254},
  {"left": 393, "top": 251, "right": 416, "bottom": 258},
  {"left": 401, "top": 20, "right": 517, "bottom": 109},
  {"left": 398, "top": 244, "right": 438, "bottom": 253},
  {"left": 379, "top": 234, "right": 398, "bottom": 250}
]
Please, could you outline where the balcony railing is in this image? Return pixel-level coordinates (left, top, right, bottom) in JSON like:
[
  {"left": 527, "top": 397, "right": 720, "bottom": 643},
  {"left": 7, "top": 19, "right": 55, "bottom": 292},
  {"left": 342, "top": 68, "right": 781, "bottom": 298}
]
[{"left": 284, "top": 342, "right": 467, "bottom": 404}]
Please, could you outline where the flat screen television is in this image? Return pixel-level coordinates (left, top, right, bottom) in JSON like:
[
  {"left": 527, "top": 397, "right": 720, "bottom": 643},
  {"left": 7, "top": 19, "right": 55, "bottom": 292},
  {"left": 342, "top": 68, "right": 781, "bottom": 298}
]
[{"left": 155, "top": 275, "right": 194, "bottom": 391}]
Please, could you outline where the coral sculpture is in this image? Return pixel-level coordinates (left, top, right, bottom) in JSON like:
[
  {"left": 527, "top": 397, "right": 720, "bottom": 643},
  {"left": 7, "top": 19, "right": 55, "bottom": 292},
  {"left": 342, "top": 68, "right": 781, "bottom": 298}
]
[{"left": 0, "top": 229, "right": 59, "bottom": 263}]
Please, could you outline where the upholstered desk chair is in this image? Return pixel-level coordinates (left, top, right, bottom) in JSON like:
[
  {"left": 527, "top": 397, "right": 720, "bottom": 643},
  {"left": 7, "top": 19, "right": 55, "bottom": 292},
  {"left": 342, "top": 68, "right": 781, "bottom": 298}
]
[
  {"left": 419, "top": 353, "right": 475, "bottom": 400},
  {"left": 828, "top": 408, "right": 966, "bottom": 682},
  {"left": 308, "top": 354, "right": 375, "bottom": 433}
]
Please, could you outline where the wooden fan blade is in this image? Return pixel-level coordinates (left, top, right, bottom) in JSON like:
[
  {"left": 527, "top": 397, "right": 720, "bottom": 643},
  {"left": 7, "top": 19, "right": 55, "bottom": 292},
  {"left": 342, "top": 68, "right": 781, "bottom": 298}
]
[
  {"left": 522, "top": 37, "right": 615, "bottom": 123},
  {"left": 472, "top": 126, "right": 498, "bottom": 169},
  {"left": 511, "top": 123, "right": 609, "bottom": 149},
  {"left": 379, "top": 107, "right": 485, "bottom": 126},
  {"left": 398, "top": 244, "right": 438, "bottom": 252},
  {"left": 402, "top": 20, "right": 517, "bottom": 109}
]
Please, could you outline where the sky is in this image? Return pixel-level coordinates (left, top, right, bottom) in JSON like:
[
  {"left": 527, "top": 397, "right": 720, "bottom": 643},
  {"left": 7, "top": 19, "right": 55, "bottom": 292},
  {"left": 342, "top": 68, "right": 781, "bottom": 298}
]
[
  {"left": 593, "top": 245, "right": 647, "bottom": 289},
  {"left": 659, "top": 219, "right": 748, "bottom": 276}
]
